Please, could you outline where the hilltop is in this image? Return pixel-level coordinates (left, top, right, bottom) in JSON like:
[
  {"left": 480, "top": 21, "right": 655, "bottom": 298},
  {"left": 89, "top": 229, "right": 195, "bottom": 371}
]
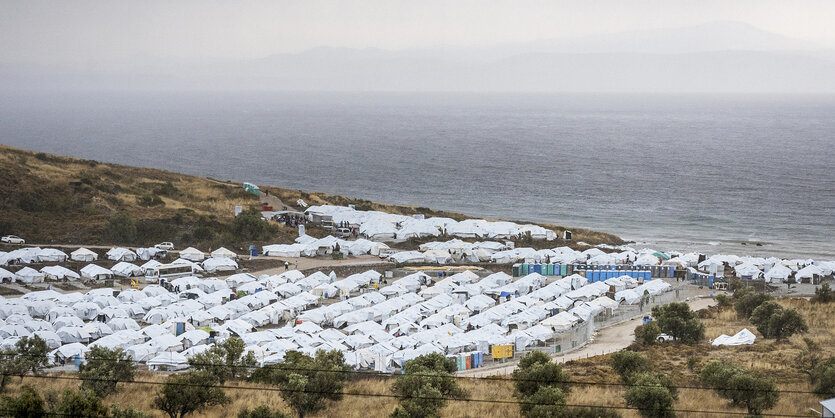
[{"left": 0, "top": 145, "right": 623, "bottom": 249}]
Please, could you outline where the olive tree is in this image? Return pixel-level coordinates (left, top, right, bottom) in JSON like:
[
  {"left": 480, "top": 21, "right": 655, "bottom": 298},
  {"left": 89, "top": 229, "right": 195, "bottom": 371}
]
[
  {"left": 188, "top": 336, "right": 256, "bottom": 383},
  {"left": 153, "top": 371, "right": 230, "bottom": 418},
  {"left": 651, "top": 303, "right": 705, "bottom": 344},
  {"left": 78, "top": 346, "right": 137, "bottom": 397},
  {"left": 390, "top": 353, "right": 466, "bottom": 418},
  {"left": 700, "top": 360, "right": 778, "bottom": 416}
]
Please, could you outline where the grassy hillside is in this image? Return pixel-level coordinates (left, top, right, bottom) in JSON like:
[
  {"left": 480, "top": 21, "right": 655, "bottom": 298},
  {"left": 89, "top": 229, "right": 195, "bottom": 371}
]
[{"left": 0, "top": 145, "right": 623, "bottom": 249}]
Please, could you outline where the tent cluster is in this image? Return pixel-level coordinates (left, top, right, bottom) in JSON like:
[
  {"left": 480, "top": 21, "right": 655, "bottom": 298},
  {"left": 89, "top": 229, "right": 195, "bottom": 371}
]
[
  {"left": 0, "top": 247, "right": 241, "bottom": 283},
  {"left": 0, "top": 266, "right": 670, "bottom": 372},
  {"left": 263, "top": 236, "right": 390, "bottom": 258},
  {"left": 305, "top": 205, "right": 558, "bottom": 241},
  {"left": 694, "top": 254, "right": 835, "bottom": 283}
]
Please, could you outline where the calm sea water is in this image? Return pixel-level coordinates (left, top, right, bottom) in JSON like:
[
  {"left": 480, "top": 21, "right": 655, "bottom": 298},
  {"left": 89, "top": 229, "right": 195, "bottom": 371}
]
[{"left": 2, "top": 91, "right": 833, "bottom": 259}]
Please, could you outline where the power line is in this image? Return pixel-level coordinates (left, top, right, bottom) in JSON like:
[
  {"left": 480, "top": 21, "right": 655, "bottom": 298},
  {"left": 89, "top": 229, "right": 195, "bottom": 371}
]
[
  {"left": 2, "top": 351, "right": 828, "bottom": 395},
  {"left": 5, "top": 373, "right": 812, "bottom": 418}
]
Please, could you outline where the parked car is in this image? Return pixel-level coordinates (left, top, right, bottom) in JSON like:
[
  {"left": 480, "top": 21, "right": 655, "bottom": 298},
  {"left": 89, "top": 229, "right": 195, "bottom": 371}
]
[
  {"left": 1, "top": 235, "right": 24, "bottom": 244},
  {"left": 657, "top": 333, "right": 674, "bottom": 343},
  {"left": 155, "top": 242, "right": 174, "bottom": 250}
]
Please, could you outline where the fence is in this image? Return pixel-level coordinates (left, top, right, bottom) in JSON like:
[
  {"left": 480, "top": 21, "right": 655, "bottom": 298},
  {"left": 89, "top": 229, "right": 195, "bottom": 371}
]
[{"left": 476, "top": 278, "right": 696, "bottom": 372}]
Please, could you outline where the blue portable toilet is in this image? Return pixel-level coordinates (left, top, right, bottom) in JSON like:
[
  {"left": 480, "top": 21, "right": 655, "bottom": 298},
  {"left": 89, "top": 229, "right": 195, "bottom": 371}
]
[
  {"left": 175, "top": 322, "right": 185, "bottom": 336},
  {"left": 533, "top": 264, "right": 542, "bottom": 274},
  {"left": 250, "top": 247, "right": 258, "bottom": 257},
  {"left": 74, "top": 355, "right": 81, "bottom": 369}
]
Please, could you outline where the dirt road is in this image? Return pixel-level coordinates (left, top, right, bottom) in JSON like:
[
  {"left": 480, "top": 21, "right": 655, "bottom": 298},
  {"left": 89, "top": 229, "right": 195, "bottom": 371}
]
[{"left": 458, "top": 297, "right": 717, "bottom": 377}]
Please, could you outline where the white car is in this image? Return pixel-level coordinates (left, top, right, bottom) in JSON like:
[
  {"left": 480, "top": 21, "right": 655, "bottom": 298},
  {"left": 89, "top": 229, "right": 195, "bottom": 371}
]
[
  {"left": 657, "top": 333, "right": 674, "bottom": 343},
  {"left": 155, "top": 242, "right": 174, "bottom": 250},
  {"left": 1, "top": 235, "right": 25, "bottom": 244}
]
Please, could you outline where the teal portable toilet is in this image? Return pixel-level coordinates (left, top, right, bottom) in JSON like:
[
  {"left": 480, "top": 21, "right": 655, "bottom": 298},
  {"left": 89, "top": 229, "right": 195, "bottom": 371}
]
[
  {"left": 561, "top": 264, "right": 567, "bottom": 276},
  {"left": 521, "top": 264, "right": 529, "bottom": 275},
  {"left": 512, "top": 264, "right": 520, "bottom": 277},
  {"left": 547, "top": 264, "right": 554, "bottom": 275}
]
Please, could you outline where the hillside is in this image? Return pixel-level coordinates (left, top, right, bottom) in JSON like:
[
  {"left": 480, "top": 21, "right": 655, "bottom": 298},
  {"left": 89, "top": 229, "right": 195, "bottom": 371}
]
[{"left": 0, "top": 145, "right": 623, "bottom": 249}]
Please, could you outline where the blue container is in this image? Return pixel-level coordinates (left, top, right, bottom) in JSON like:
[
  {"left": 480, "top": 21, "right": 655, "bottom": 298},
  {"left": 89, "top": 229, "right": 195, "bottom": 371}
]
[
  {"left": 669, "top": 266, "right": 675, "bottom": 278},
  {"left": 533, "top": 264, "right": 542, "bottom": 274},
  {"left": 644, "top": 271, "right": 651, "bottom": 280}
]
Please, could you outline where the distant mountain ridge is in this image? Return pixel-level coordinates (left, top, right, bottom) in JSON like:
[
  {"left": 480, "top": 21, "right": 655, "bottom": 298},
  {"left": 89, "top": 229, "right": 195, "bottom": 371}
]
[{"left": 1, "top": 21, "right": 834, "bottom": 93}]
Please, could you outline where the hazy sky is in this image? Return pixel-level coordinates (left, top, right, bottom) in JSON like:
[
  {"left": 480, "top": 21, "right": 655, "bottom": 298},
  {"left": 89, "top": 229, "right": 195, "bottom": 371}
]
[{"left": 2, "top": 0, "right": 835, "bottom": 69}]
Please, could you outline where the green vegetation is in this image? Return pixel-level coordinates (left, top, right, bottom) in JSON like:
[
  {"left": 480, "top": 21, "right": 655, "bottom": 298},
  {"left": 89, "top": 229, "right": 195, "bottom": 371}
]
[
  {"left": 1, "top": 385, "right": 47, "bottom": 416},
  {"left": 390, "top": 353, "right": 466, "bottom": 418},
  {"left": 813, "top": 283, "right": 835, "bottom": 303},
  {"left": 78, "top": 346, "right": 137, "bottom": 397},
  {"left": 610, "top": 351, "right": 652, "bottom": 382},
  {"left": 0, "top": 336, "right": 50, "bottom": 391},
  {"left": 238, "top": 405, "right": 290, "bottom": 418},
  {"left": 700, "top": 360, "right": 778, "bottom": 416},
  {"left": 733, "top": 291, "right": 772, "bottom": 319},
  {"left": 634, "top": 321, "right": 662, "bottom": 345},
  {"left": 188, "top": 336, "right": 256, "bottom": 383},
  {"left": 54, "top": 389, "right": 109, "bottom": 417},
  {"left": 749, "top": 301, "right": 808, "bottom": 340},
  {"left": 624, "top": 373, "right": 678, "bottom": 418},
  {"left": 250, "top": 350, "right": 350, "bottom": 418},
  {"left": 153, "top": 371, "right": 230, "bottom": 418},
  {"left": 650, "top": 303, "right": 705, "bottom": 344}
]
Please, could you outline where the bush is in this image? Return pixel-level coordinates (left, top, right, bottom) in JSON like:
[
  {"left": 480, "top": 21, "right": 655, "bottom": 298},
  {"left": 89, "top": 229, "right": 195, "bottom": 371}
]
[
  {"left": 634, "top": 322, "right": 661, "bottom": 345},
  {"left": 390, "top": 353, "right": 467, "bottom": 418},
  {"left": 154, "top": 371, "right": 230, "bottom": 418},
  {"left": 111, "top": 404, "right": 150, "bottom": 418},
  {"left": 231, "top": 207, "right": 278, "bottom": 242},
  {"left": 513, "top": 351, "right": 572, "bottom": 398},
  {"left": 610, "top": 351, "right": 652, "bottom": 382},
  {"left": 650, "top": 303, "right": 705, "bottom": 344},
  {"left": 813, "top": 283, "right": 835, "bottom": 303},
  {"left": 54, "top": 389, "right": 109, "bottom": 417},
  {"left": 15, "top": 336, "right": 49, "bottom": 376},
  {"left": 734, "top": 292, "right": 771, "bottom": 319},
  {"left": 104, "top": 212, "right": 137, "bottom": 243},
  {"left": 624, "top": 373, "right": 677, "bottom": 418},
  {"left": 137, "top": 194, "right": 165, "bottom": 207},
  {"left": 713, "top": 294, "right": 732, "bottom": 309},
  {"left": 78, "top": 346, "right": 137, "bottom": 397},
  {"left": 518, "top": 386, "right": 566, "bottom": 418},
  {"left": 814, "top": 361, "right": 835, "bottom": 396},
  {"left": 700, "top": 360, "right": 778, "bottom": 416},
  {"left": 250, "top": 350, "right": 350, "bottom": 418},
  {"left": 238, "top": 405, "right": 289, "bottom": 418},
  {"left": 1, "top": 385, "right": 46, "bottom": 416},
  {"left": 750, "top": 301, "right": 808, "bottom": 340},
  {"left": 188, "top": 336, "right": 255, "bottom": 383}
]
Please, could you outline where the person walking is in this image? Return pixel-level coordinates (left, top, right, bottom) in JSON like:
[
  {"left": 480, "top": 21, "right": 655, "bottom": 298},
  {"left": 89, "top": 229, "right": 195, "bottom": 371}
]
[{"left": 284, "top": 261, "right": 289, "bottom": 271}]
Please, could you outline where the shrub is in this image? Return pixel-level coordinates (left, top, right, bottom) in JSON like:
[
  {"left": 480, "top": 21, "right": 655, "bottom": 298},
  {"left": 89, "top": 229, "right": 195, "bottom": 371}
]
[
  {"left": 78, "top": 346, "right": 137, "bottom": 397},
  {"left": 635, "top": 321, "right": 661, "bottom": 345},
  {"left": 624, "top": 373, "right": 677, "bottom": 418},
  {"left": 513, "top": 351, "right": 572, "bottom": 398},
  {"left": 231, "top": 207, "right": 278, "bottom": 242},
  {"left": 137, "top": 194, "right": 165, "bottom": 207},
  {"left": 153, "top": 372, "right": 230, "bottom": 418},
  {"left": 111, "top": 404, "right": 150, "bottom": 418},
  {"left": 15, "top": 336, "right": 49, "bottom": 376},
  {"left": 750, "top": 301, "right": 808, "bottom": 340},
  {"left": 188, "top": 336, "right": 255, "bottom": 383},
  {"left": 713, "top": 294, "right": 732, "bottom": 309},
  {"left": 238, "top": 405, "right": 289, "bottom": 418},
  {"left": 390, "top": 353, "right": 466, "bottom": 418},
  {"left": 250, "top": 350, "right": 350, "bottom": 418},
  {"left": 651, "top": 303, "right": 705, "bottom": 344},
  {"left": 1, "top": 385, "right": 46, "bottom": 416},
  {"left": 734, "top": 292, "right": 771, "bottom": 319},
  {"left": 813, "top": 283, "right": 835, "bottom": 303},
  {"left": 104, "top": 212, "right": 137, "bottom": 243},
  {"left": 700, "top": 360, "right": 778, "bottom": 416},
  {"left": 610, "top": 351, "right": 652, "bottom": 382},
  {"left": 518, "top": 386, "right": 566, "bottom": 418},
  {"left": 54, "top": 389, "right": 109, "bottom": 417}
]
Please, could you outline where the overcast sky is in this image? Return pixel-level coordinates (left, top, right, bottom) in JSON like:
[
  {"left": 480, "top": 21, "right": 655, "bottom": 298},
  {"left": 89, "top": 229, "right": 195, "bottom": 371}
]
[{"left": 2, "top": 0, "right": 834, "bottom": 69}]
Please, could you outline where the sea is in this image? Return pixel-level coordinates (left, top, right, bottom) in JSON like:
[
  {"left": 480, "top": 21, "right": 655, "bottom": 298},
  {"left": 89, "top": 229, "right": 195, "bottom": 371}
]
[{"left": 1, "top": 90, "right": 833, "bottom": 259}]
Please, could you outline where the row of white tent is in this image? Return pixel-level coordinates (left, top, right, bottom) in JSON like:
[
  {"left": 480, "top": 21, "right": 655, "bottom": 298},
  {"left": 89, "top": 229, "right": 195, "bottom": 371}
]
[
  {"left": 0, "top": 246, "right": 240, "bottom": 266},
  {"left": 0, "top": 266, "right": 670, "bottom": 372},
  {"left": 305, "top": 205, "right": 558, "bottom": 241},
  {"left": 0, "top": 256, "right": 240, "bottom": 284},
  {"left": 263, "top": 236, "right": 390, "bottom": 258}
]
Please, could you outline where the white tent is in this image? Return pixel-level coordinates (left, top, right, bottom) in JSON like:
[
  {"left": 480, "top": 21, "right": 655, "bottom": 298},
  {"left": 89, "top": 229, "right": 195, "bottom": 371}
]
[
  {"left": 764, "top": 264, "right": 792, "bottom": 283},
  {"left": 107, "top": 248, "right": 137, "bottom": 262},
  {"left": 70, "top": 248, "right": 98, "bottom": 262},
  {"left": 179, "top": 247, "right": 205, "bottom": 262},
  {"left": 0, "top": 268, "right": 14, "bottom": 283},
  {"left": 148, "top": 351, "right": 189, "bottom": 371},
  {"left": 111, "top": 262, "right": 143, "bottom": 277},
  {"left": 211, "top": 247, "right": 238, "bottom": 259},
  {"left": 40, "top": 266, "right": 80, "bottom": 281},
  {"left": 36, "top": 248, "right": 68, "bottom": 263},
  {"left": 80, "top": 264, "right": 114, "bottom": 281},
  {"left": 712, "top": 328, "right": 756, "bottom": 346},
  {"left": 15, "top": 267, "right": 45, "bottom": 284},
  {"left": 203, "top": 257, "right": 238, "bottom": 273}
]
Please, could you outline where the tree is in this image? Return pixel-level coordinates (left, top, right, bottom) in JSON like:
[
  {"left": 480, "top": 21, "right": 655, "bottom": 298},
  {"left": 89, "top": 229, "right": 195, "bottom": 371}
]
[
  {"left": 733, "top": 292, "right": 771, "bottom": 319},
  {"left": 634, "top": 321, "right": 661, "bottom": 345},
  {"left": 188, "top": 336, "right": 256, "bottom": 383},
  {"left": 610, "top": 351, "right": 652, "bottom": 383},
  {"left": 813, "top": 361, "right": 835, "bottom": 396},
  {"left": 153, "top": 371, "right": 230, "bottom": 418},
  {"left": 14, "top": 336, "right": 49, "bottom": 376},
  {"left": 250, "top": 350, "right": 350, "bottom": 418},
  {"left": 700, "top": 360, "right": 778, "bottom": 416},
  {"left": 238, "top": 405, "right": 290, "bottom": 418},
  {"left": 651, "top": 303, "right": 705, "bottom": 344},
  {"left": 624, "top": 373, "right": 677, "bottom": 418},
  {"left": 105, "top": 212, "right": 137, "bottom": 243},
  {"left": 78, "top": 346, "right": 137, "bottom": 397},
  {"left": 713, "top": 294, "right": 732, "bottom": 309},
  {"left": 0, "top": 384, "right": 46, "bottom": 417},
  {"left": 813, "top": 283, "right": 835, "bottom": 303},
  {"left": 232, "top": 207, "right": 278, "bottom": 241},
  {"left": 390, "top": 353, "right": 467, "bottom": 418},
  {"left": 0, "top": 347, "right": 25, "bottom": 391},
  {"left": 518, "top": 386, "right": 566, "bottom": 418},
  {"left": 513, "top": 351, "right": 572, "bottom": 399},
  {"left": 750, "top": 301, "right": 807, "bottom": 340},
  {"left": 54, "top": 389, "right": 109, "bottom": 418}
]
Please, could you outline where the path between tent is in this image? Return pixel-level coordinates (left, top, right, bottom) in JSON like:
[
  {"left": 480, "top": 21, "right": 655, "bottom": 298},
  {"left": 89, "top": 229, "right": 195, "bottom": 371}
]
[{"left": 457, "top": 297, "right": 717, "bottom": 378}]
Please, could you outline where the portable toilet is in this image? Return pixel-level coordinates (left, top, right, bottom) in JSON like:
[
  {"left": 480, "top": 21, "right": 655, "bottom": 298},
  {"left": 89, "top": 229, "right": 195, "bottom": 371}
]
[
  {"left": 533, "top": 264, "right": 542, "bottom": 274},
  {"left": 521, "top": 264, "right": 529, "bottom": 275},
  {"left": 512, "top": 264, "right": 521, "bottom": 277}
]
